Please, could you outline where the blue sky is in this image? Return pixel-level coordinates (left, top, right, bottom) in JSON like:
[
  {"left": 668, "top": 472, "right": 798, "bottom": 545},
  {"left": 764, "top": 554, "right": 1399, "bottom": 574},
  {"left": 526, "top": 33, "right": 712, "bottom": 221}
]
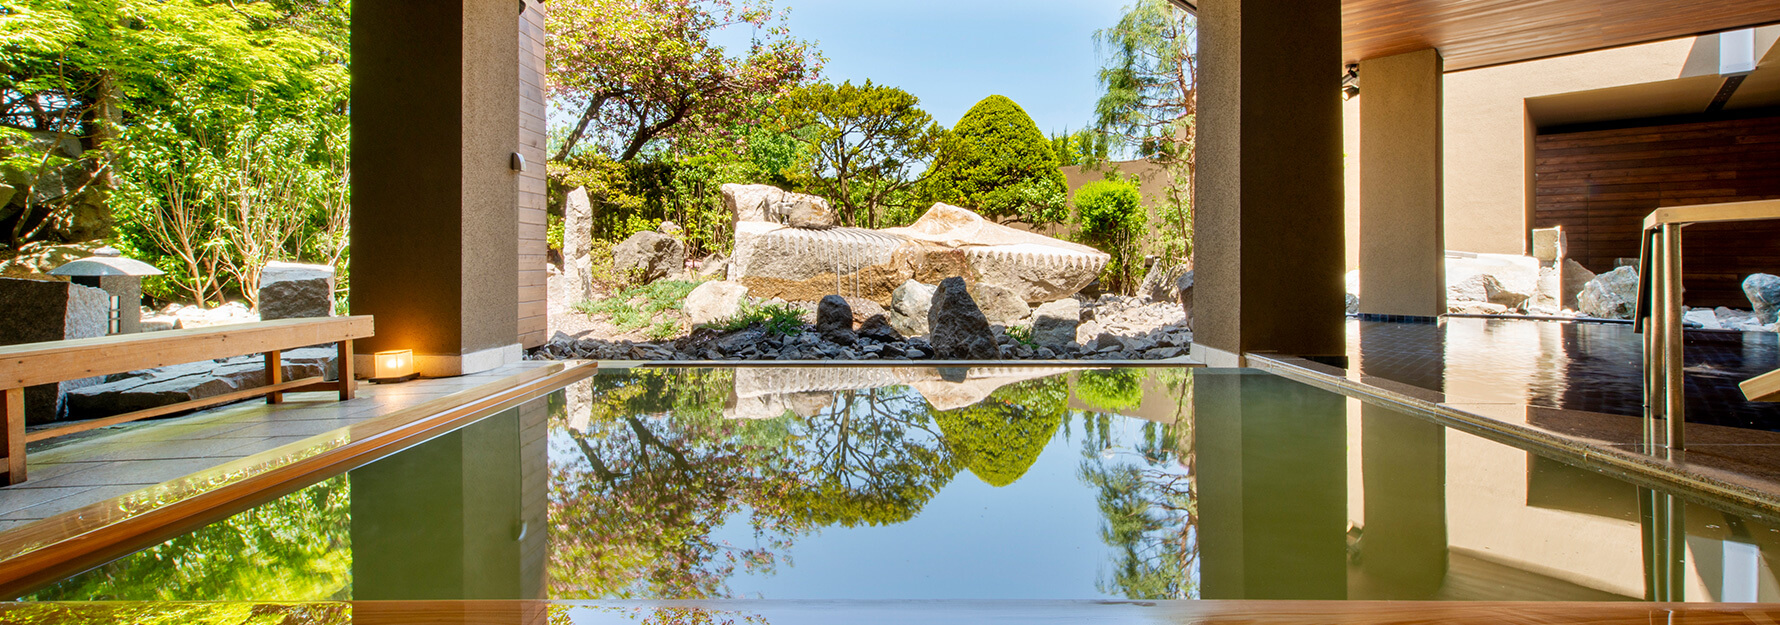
[{"left": 722, "top": 0, "right": 1128, "bottom": 135}]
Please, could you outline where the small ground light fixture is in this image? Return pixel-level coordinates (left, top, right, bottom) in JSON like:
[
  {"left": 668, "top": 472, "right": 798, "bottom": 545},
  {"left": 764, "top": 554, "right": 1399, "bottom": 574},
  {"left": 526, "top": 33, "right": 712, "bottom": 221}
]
[{"left": 371, "top": 349, "right": 417, "bottom": 383}]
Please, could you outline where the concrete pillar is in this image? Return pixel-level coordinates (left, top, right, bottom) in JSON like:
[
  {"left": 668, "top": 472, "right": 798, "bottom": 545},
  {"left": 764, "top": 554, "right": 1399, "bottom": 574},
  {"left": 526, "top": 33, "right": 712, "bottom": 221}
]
[
  {"left": 1359, "top": 49, "right": 1446, "bottom": 318},
  {"left": 351, "top": 0, "right": 522, "bottom": 377},
  {"left": 1197, "top": 371, "right": 1347, "bottom": 599},
  {"left": 1193, "top": 0, "right": 1346, "bottom": 366}
]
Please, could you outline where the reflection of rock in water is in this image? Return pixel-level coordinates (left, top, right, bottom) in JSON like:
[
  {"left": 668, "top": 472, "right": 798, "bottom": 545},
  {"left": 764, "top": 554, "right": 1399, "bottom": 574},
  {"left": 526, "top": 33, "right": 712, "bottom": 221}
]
[
  {"left": 719, "top": 366, "right": 1074, "bottom": 417},
  {"left": 565, "top": 378, "right": 594, "bottom": 431},
  {"left": 724, "top": 368, "right": 900, "bottom": 419},
  {"left": 895, "top": 367, "right": 1075, "bottom": 411}
]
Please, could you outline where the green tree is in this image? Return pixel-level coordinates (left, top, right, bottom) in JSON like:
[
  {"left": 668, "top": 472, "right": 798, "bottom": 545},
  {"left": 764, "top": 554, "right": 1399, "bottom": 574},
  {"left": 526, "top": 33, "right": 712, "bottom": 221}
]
[
  {"left": 1073, "top": 178, "right": 1146, "bottom": 292},
  {"left": 1094, "top": 0, "right": 1197, "bottom": 265},
  {"left": 545, "top": 0, "right": 821, "bottom": 163},
  {"left": 776, "top": 80, "right": 945, "bottom": 228},
  {"left": 0, "top": 0, "right": 351, "bottom": 288},
  {"left": 926, "top": 95, "right": 1068, "bottom": 226}
]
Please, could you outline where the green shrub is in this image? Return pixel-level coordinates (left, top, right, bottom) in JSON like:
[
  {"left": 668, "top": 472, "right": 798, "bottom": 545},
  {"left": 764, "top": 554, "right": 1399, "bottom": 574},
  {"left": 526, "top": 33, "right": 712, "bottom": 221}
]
[
  {"left": 1073, "top": 178, "right": 1146, "bottom": 293},
  {"left": 926, "top": 95, "right": 1068, "bottom": 225},
  {"left": 705, "top": 301, "right": 808, "bottom": 336}
]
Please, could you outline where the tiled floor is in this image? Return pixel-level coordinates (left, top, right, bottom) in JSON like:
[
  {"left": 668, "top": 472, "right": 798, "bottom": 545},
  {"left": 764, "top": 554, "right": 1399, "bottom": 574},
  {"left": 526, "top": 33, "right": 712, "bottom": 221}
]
[
  {"left": 0, "top": 361, "right": 559, "bottom": 531},
  {"left": 1346, "top": 318, "right": 1780, "bottom": 430}
]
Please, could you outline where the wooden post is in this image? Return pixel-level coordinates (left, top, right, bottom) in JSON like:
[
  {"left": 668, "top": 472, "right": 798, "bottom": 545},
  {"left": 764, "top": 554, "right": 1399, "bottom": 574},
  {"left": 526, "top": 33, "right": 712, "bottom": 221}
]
[
  {"left": 2, "top": 387, "right": 24, "bottom": 485},
  {"left": 265, "top": 349, "right": 284, "bottom": 405},
  {"left": 338, "top": 340, "right": 357, "bottom": 400}
]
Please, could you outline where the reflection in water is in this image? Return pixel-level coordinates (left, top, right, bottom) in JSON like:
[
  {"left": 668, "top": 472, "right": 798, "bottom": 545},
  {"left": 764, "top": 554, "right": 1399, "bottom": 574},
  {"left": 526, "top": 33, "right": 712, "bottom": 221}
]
[{"left": 23, "top": 366, "right": 1780, "bottom": 605}]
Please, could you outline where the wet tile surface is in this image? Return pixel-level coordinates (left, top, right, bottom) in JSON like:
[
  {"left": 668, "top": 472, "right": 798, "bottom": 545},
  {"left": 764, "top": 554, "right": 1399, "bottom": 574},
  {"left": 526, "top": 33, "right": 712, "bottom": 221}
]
[
  {"left": 0, "top": 362, "right": 559, "bottom": 523},
  {"left": 1347, "top": 318, "right": 1780, "bottom": 430}
]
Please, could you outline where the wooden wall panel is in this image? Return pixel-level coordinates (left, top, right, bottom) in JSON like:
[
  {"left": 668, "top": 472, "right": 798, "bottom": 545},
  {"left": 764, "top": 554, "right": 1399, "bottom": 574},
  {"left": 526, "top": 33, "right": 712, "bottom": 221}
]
[
  {"left": 1534, "top": 116, "right": 1780, "bottom": 308},
  {"left": 517, "top": 0, "right": 549, "bottom": 349},
  {"left": 1342, "top": 0, "right": 1780, "bottom": 71}
]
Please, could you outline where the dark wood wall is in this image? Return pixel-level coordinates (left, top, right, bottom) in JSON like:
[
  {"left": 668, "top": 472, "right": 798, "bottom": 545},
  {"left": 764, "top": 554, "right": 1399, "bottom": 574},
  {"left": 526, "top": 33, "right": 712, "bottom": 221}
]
[{"left": 1533, "top": 115, "right": 1780, "bottom": 308}]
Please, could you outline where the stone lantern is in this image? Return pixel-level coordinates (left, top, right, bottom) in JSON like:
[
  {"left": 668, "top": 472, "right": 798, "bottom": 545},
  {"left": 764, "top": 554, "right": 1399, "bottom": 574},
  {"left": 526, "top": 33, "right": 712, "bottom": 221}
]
[{"left": 48, "top": 247, "right": 163, "bottom": 335}]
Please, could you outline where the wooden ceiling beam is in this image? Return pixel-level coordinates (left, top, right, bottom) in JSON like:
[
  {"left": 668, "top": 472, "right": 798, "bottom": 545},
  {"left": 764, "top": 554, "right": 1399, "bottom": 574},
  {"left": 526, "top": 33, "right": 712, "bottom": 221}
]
[{"left": 1341, "top": 0, "right": 1780, "bottom": 72}]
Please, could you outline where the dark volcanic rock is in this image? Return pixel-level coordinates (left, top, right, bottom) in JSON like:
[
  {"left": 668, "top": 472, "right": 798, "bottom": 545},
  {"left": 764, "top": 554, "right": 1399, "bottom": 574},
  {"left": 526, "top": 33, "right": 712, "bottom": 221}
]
[
  {"left": 816, "top": 295, "right": 857, "bottom": 346},
  {"left": 926, "top": 277, "right": 1001, "bottom": 360},
  {"left": 857, "top": 314, "right": 903, "bottom": 343}
]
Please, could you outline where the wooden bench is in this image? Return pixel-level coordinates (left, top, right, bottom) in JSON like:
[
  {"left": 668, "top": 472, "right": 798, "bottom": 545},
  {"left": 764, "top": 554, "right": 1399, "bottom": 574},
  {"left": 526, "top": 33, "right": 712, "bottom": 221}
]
[
  {"left": 1746, "top": 368, "right": 1780, "bottom": 403},
  {"left": 0, "top": 316, "right": 375, "bottom": 485}
]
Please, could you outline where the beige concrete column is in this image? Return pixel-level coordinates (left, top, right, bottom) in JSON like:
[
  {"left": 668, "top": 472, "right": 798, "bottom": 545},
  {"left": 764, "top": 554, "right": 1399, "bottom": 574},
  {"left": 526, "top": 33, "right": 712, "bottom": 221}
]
[
  {"left": 351, "top": 0, "right": 522, "bottom": 377},
  {"left": 1359, "top": 49, "right": 1445, "bottom": 318},
  {"left": 1193, "top": 0, "right": 1346, "bottom": 365}
]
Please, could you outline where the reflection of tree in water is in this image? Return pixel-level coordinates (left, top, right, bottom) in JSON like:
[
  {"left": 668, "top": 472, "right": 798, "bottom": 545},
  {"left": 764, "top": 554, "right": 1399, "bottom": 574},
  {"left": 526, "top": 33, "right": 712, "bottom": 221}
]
[
  {"left": 550, "top": 368, "right": 1096, "bottom": 599},
  {"left": 1074, "top": 368, "right": 1198, "bottom": 600},
  {"left": 551, "top": 368, "right": 812, "bottom": 599},
  {"left": 786, "top": 387, "right": 959, "bottom": 527},
  {"left": 932, "top": 376, "right": 1069, "bottom": 487},
  {"left": 25, "top": 475, "right": 352, "bottom": 601}
]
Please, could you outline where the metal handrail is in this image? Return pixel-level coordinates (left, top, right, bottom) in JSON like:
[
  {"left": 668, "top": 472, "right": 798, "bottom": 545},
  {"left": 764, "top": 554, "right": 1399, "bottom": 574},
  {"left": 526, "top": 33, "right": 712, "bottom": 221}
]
[{"left": 1633, "top": 199, "right": 1780, "bottom": 451}]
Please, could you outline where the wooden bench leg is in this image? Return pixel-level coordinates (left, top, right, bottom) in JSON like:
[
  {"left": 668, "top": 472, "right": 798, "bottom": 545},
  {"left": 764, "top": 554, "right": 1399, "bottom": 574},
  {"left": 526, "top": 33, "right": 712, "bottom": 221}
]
[
  {"left": 3, "top": 387, "right": 24, "bottom": 485},
  {"left": 338, "top": 339, "right": 356, "bottom": 400},
  {"left": 265, "top": 349, "right": 284, "bottom": 405}
]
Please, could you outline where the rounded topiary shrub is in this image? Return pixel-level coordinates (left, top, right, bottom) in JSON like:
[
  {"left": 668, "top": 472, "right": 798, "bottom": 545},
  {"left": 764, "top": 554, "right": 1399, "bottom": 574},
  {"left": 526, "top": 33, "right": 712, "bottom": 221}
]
[{"left": 928, "top": 95, "right": 1068, "bottom": 225}]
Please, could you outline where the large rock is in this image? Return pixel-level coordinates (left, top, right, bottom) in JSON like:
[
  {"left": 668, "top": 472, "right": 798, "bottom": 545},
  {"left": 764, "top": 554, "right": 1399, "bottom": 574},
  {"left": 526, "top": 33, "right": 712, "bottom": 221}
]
[
  {"left": 729, "top": 203, "right": 1107, "bottom": 306},
  {"left": 890, "top": 280, "right": 937, "bottom": 336},
  {"left": 886, "top": 203, "right": 1108, "bottom": 303},
  {"left": 1446, "top": 252, "right": 1538, "bottom": 311},
  {"left": 612, "top": 230, "right": 685, "bottom": 284},
  {"left": 1137, "top": 262, "right": 1189, "bottom": 303},
  {"left": 1578, "top": 266, "right": 1640, "bottom": 319},
  {"left": 65, "top": 348, "right": 337, "bottom": 419},
  {"left": 816, "top": 295, "right": 857, "bottom": 346},
  {"left": 0, "top": 277, "right": 107, "bottom": 423},
  {"left": 1532, "top": 258, "right": 1596, "bottom": 313},
  {"left": 258, "top": 261, "right": 335, "bottom": 320},
  {"left": 684, "top": 281, "right": 749, "bottom": 326},
  {"left": 1745, "top": 273, "right": 1780, "bottom": 325},
  {"left": 1031, "top": 299, "right": 1081, "bottom": 350},
  {"left": 723, "top": 183, "right": 837, "bottom": 228},
  {"left": 1176, "top": 270, "right": 1195, "bottom": 328},
  {"left": 563, "top": 187, "right": 594, "bottom": 302},
  {"left": 927, "top": 277, "right": 1001, "bottom": 360},
  {"left": 729, "top": 221, "right": 916, "bottom": 304},
  {"left": 857, "top": 314, "right": 904, "bottom": 343},
  {"left": 967, "top": 282, "right": 1031, "bottom": 326}
]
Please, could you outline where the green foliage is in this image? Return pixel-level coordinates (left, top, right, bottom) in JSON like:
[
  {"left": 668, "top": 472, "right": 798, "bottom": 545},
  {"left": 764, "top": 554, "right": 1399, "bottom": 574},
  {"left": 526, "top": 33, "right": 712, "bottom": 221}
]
[
  {"left": 932, "top": 378, "right": 1066, "bottom": 488},
  {"left": 1094, "top": 0, "right": 1197, "bottom": 268},
  {"left": 545, "top": 0, "right": 821, "bottom": 163},
  {"left": 783, "top": 388, "right": 960, "bottom": 528},
  {"left": 1073, "top": 177, "right": 1146, "bottom": 292},
  {"left": 1076, "top": 369, "right": 1144, "bottom": 412},
  {"left": 28, "top": 475, "right": 351, "bottom": 601},
  {"left": 926, "top": 95, "right": 1068, "bottom": 225},
  {"left": 0, "top": 0, "right": 352, "bottom": 305},
  {"left": 1004, "top": 324, "right": 1037, "bottom": 349},
  {"left": 704, "top": 300, "right": 807, "bottom": 336},
  {"left": 547, "top": 213, "right": 565, "bottom": 251},
  {"left": 1050, "top": 128, "right": 1110, "bottom": 169},
  {"left": 776, "top": 80, "right": 945, "bottom": 228},
  {"left": 574, "top": 280, "right": 703, "bottom": 332}
]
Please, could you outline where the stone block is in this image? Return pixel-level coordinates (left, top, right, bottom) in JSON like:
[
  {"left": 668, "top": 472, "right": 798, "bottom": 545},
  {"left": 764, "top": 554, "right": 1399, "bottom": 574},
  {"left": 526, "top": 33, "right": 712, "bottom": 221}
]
[
  {"left": 259, "top": 261, "right": 336, "bottom": 320},
  {"left": 1531, "top": 226, "right": 1566, "bottom": 262},
  {"left": 0, "top": 277, "right": 109, "bottom": 423}
]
